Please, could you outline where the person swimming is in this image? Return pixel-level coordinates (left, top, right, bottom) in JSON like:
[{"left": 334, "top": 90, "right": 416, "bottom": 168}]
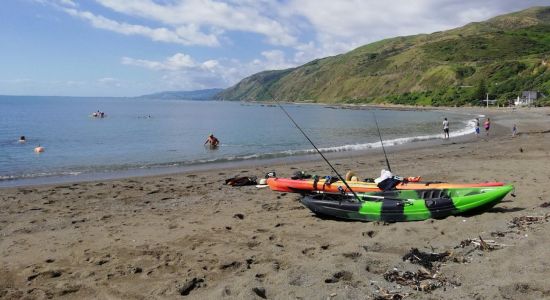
[
  {"left": 19, "top": 136, "right": 26, "bottom": 143},
  {"left": 204, "top": 134, "right": 220, "bottom": 147},
  {"left": 34, "top": 144, "right": 45, "bottom": 153}
]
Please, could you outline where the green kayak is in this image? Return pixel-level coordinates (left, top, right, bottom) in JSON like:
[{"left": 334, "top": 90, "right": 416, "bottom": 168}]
[{"left": 301, "top": 185, "right": 514, "bottom": 222}]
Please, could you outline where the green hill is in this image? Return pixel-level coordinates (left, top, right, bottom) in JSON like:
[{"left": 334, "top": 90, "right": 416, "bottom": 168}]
[{"left": 217, "top": 7, "right": 550, "bottom": 106}]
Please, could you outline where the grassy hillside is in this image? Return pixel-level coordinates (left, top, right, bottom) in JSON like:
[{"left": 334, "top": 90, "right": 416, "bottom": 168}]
[{"left": 217, "top": 7, "right": 550, "bottom": 106}]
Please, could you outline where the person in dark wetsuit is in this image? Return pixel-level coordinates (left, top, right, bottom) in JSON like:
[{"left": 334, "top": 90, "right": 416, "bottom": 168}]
[{"left": 204, "top": 134, "right": 220, "bottom": 147}]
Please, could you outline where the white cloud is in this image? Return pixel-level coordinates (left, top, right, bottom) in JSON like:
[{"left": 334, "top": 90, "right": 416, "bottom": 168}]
[
  {"left": 94, "top": 0, "right": 297, "bottom": 46},
  {"left": 165, "top": 53, "right": 196, "bottom": 69},
  {"left": 0, "top": 78, "right": 34, "bottom": 84},
  {"left": 49, "top": 0, "right": 297, "bottom": 47},
  {"left": 66, "top": 80, "right": 85, "bottom": 87},
  {"left": 58, "top": 0, "right": 76, "bottom": 7},
  {"left": 202, "top": 60, "right": 219, "bottom": 71},
  {"left": 122, "top": 53, "right": 198, "bottom": 71},
  {"left": 121, "top": 50, "right": 297, "bottom": 90},
  {"left": 63, "top": 7, "right": 219, "bottom": 46},
  {"left": 260, "top": 50, "right": 295, "bottom": 70},
  {"left": 97, "top": 77, "right": 122, "bottom": 87}
]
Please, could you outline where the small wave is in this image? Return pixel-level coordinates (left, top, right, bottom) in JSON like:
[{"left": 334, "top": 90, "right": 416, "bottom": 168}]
[
  {"left": 160, "top": 119, "right": 476, "bottom": 164},
  {"left": 0, "top": 171, "right": 82, "bottom": 181},
  {"left": 252, "top": 119, "right": 475, "bottom": 156}
]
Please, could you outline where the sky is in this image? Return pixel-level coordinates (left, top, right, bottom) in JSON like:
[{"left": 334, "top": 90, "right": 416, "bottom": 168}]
[{"left": 0, "top": 0, "right": 548, "bottom": 97}]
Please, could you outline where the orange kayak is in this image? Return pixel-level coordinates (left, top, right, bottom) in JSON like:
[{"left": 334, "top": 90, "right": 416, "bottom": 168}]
[{"left": 266, "top": 177, "right": 504, "bottom": 193}]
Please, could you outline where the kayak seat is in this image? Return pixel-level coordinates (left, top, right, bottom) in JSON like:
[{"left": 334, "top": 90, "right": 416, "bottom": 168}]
[{"left": 418, "top": 189, "right": 450, "bottom": 200}]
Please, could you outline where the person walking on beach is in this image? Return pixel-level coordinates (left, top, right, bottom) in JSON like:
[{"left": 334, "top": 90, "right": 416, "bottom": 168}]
[
  {"left": 484, "top": 118, "right": 491, "bottom": 136},
  {"left": 475, "top": 118, "right": 480, "bottom": 136},
  {"left": 204, "top": 133, "right": 220, "bottom": 147},
  {"left": 512, "top": 124, "right": 517, "bottom": 137},
  {"left": 442, "top": 117, "right": 450, "bottom": 139}
]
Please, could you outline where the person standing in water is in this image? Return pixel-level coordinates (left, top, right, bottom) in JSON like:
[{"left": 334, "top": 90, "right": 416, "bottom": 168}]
[
  {"left": 484, "top": 118, "right": 491, "bottom": 136},
  {"left": 442, "top": 117, "right": 450, "bottom": 139},
  {"left": 204, "top": 134, "right": 220, "bottom": 147},
  {"left": 475, "top": 118, "right": 480, "bottom": 136}
]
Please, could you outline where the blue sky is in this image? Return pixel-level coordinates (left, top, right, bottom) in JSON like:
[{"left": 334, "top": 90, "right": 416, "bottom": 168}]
[{"left": 1, "top": 0, "right": 548, "bottom": 97}]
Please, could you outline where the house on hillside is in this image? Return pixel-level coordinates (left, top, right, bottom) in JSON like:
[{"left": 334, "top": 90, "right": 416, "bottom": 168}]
[{"left": 514, "top": 91, "right": 539, "bottom": 106}]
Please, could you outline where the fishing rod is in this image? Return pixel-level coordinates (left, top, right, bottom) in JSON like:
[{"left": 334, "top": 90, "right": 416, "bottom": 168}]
[
  {"left": 371, "top": 111, "right": 392, "bottom": 172},
  {"left": 268, "top": 91, "right": 362, "bottom": 202}
]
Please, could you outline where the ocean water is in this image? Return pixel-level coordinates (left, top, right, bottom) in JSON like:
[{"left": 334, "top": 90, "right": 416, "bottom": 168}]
[{"left": 0, "top": 96, "right": 475, "bottom": 186}]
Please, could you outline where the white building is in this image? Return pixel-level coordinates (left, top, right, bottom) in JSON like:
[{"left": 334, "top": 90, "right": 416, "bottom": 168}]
[{"left": 514, "top": 91, "right": 538, "bottom": 106}]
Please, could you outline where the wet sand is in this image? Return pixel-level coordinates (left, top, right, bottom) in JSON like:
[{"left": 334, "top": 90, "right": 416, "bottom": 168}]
[{"left": 1, "top": 107, "right": 550, "bottom": 299}]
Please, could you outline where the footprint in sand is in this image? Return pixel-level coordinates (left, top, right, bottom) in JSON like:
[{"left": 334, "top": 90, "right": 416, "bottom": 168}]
[
  {"left": 301, "top": 247, "right": 316, "bottom": 256},
  {"left": 324, "top": 271, "right": 352, "bottom": 283}
]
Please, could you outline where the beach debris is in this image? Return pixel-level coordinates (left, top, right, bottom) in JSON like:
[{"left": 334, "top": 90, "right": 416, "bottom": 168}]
[
  {"left": 252, "top": 287, "right": 267, "bottom": 299},
  {"left": 291, "top": 170, "right": 312, "bottom": 179},
  {"left": 373, "top": 288, "right": 407, "bottom": 300},
  {"left": 457, "top": 236, "right": 505, "bottom": 251},
  {"left": 402, "top": 248, "right": 450, "bottom": 270},
  {"left": 491, "top": 230, "right": 519, "bottom": 237},
  {"left": 383, "top": 267, "right": 444, "bottom": 292},
  {"left": 539, "top": 202, "right": 550, "bottom": 208},
  {"left": 342, "top": 251, "right": 362, "bottom": 260},
  {"left": 225, "top": 176, "right": 257, "bottom": 186},
  {"left": 509, "top": 213, "right": 550, "bottom": 229},
  {"left": 382, "top": 247, "right": 463, "bottom": 294},
  {"left": 233, "top": 213, "right": 245, "bottom": 220}
]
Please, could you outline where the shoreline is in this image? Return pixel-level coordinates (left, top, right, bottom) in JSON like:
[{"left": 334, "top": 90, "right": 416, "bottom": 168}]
[
  {"left": 1, "top": 107, "right": 550, "bottom": 299},
  {"left": 1, "top": 107, "right": 479, "bottom": 188}
]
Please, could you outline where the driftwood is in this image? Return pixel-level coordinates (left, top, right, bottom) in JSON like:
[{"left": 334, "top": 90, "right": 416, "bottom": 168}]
[
  {"left": 509, "top": 213, "right": 550, "bottom": 229},
  {"left": 457, "top": 236, "right": 506, "bottom": 251},
  {"left": 383, "top": 267, "right": 444, "bottom": 292}
]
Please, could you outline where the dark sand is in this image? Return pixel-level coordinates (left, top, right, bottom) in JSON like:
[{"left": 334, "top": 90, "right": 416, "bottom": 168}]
[{"left": 1, "top": 107, "right": 550, "bottom": 299}]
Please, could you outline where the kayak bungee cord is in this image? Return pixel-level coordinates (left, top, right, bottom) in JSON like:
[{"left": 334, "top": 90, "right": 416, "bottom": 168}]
[
  {"left": 371, "top": 111, "right": 392, "bottom": 173},
  {"left": 270, "top": 96, "right": 362, "bottom": 202}
]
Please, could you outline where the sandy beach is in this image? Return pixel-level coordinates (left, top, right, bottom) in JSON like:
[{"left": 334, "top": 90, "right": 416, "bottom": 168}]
[{"left": 2, "top": 107, "right": 550, "bottom": 299}]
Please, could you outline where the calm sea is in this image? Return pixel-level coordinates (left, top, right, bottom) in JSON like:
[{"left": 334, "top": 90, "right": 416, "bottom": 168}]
[{"left": 0, "top": 96, "right": 475, "bottom": 186}]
